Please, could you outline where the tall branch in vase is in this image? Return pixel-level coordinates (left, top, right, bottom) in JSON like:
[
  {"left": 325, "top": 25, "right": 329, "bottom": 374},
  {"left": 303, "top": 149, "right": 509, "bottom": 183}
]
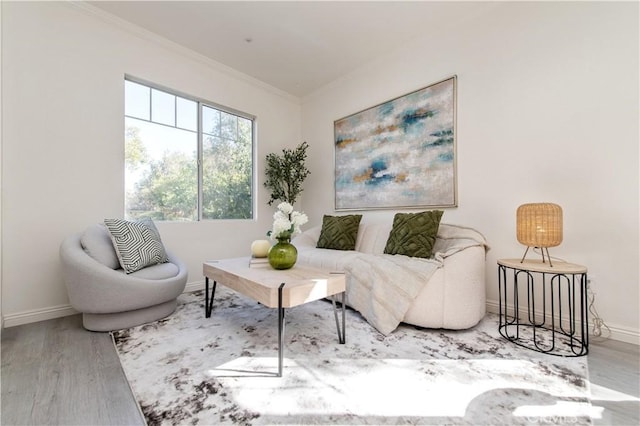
[{"left": 264, "top": 141, "right": 310, "bottom": 206}]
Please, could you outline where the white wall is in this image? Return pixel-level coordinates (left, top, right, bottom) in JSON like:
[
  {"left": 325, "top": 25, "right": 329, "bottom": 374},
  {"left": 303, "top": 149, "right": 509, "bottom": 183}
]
[
  {"left": 1, "top": 2, "right": 301, "bottom": 324},
  {"left": 0, "top": 1, "right": 4, "bottom": 326},
  {"left": 2, "top": 2, "right": 638, "bottom": 342},
  {"left": 301, "top": 2, "right": 639, "bottom": 341}
]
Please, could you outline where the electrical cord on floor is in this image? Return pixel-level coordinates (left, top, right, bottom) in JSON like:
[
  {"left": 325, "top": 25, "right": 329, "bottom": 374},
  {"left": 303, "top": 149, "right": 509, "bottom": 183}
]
[
  {"left": 531, "top": 248, "right": 610, "bottom": 340},
  {"left": 587, "top": 284, "right": 611, "bottom": 341}
]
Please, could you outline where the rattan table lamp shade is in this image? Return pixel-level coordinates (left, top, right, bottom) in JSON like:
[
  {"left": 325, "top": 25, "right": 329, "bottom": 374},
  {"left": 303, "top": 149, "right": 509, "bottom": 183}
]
[{"left": 517, "top": 203, "right": 563, "bottom": 266}]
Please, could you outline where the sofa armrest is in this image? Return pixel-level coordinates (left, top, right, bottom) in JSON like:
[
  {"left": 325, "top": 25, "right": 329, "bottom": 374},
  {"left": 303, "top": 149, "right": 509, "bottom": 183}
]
[
  {"left": 292, "top": 226, "right": 321, "bottom": 249},
  {"left": 440, "top": 245, "right": 486, "bottom": 328}
]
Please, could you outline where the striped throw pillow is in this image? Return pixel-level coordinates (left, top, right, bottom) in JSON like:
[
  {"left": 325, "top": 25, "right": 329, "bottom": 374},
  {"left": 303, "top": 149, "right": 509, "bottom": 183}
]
[{"left": 104, "top": 218, "right": 169, "bottom": 274}]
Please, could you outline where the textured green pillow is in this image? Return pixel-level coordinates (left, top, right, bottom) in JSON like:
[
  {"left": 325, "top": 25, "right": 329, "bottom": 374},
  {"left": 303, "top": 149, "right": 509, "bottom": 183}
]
[
  {"left": 316, "top": 214, "right": 363, "bottom": 250},
  {"left": 384, "top": 210, "right": 444, "bottom": 258}
]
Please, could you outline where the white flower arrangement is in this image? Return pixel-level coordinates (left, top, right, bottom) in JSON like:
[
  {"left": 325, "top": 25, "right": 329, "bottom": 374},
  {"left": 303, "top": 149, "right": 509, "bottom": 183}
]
[{"left": 268, "top": 202, "right": 308, "bottom": 241}]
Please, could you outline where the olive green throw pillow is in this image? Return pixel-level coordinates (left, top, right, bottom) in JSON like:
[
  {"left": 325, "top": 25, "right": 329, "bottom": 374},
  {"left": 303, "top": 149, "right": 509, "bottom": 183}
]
[
  {"left": 316, "top": 214, "right": 363, "bottom": 250},
  {"left": 384, "top": 210, "right": 444, "bottom": 258}
]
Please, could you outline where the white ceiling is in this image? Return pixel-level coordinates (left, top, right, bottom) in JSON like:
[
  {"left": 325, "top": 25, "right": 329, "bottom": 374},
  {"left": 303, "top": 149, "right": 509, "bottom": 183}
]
[{"left": 88, "top": 1, "right": 496, "bottom": 97}]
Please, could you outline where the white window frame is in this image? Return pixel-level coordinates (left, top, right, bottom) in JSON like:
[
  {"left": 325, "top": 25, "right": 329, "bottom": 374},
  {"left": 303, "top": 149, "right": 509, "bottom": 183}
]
[{"left": 124, "top": 75, "right": 256, "bottom": 221}]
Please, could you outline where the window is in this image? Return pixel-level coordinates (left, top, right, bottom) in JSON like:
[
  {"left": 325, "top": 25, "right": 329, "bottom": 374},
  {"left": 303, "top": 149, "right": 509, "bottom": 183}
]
[{"left": 124, "top": 78, "right": 254, "bottom": 221}]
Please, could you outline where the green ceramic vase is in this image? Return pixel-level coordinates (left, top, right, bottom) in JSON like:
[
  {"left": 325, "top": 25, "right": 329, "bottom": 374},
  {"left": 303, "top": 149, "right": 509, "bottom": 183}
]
[{"left": 268, "top": 237, "right": 298, "bottom": 270}]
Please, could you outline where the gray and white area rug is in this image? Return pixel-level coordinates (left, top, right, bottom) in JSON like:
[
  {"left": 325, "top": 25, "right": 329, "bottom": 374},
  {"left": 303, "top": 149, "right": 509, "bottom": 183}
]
[{"left": 112, "top": 288, "right": 594, "bottom": 425}]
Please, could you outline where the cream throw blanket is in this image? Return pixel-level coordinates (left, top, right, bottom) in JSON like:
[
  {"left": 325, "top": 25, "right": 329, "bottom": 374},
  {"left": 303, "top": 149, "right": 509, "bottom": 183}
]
[
  {"left": 345, "top": 255, "right": 440, "bottom": 335},
  {"left": 345, "top": 226, "right": 488, "bottom": 335}
]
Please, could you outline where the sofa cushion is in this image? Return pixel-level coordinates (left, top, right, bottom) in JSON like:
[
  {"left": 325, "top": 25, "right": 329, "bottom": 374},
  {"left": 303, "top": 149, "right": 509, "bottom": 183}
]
[
  {"left": 104, "top": 218, "right": 169, "bottom": 274},
  {"left": 384, "top": 210, "right": 443, "bottom": 258},
  {"left": 296, "top": 246, "right": 364, "bottom": 272},
  {"left": 317, "top": 214, "right": 363, "bottom": 250},
  {"left": 80, "top": 224, "right": 120, "bottom": 269}
]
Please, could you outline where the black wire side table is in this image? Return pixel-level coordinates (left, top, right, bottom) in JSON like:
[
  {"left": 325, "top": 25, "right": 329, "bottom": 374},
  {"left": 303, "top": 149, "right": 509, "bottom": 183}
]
[{"left": 498, "top": 258, "right": 588, "bottom": 357}]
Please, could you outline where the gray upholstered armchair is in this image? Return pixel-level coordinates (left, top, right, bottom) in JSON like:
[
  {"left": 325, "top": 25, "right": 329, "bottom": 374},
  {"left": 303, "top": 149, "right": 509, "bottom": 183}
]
[{"left": 60, "top": 224, "right": 188, "bottom": 332}]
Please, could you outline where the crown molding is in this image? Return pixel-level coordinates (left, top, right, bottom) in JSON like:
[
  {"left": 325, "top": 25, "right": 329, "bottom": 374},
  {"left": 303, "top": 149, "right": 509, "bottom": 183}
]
[{"left": 67, "top": 1, "right": 301, "bottom": 105}]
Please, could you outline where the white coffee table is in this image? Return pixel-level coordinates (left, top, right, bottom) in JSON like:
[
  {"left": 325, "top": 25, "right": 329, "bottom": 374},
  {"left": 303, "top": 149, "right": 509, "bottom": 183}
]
[{"left": 203, "top": 257, "right": 346, "bottom": 376}]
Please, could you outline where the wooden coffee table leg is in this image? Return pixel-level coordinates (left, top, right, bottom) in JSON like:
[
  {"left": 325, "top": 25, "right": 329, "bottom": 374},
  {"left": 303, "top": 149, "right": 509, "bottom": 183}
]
[{"left": 278, "top": 283, "right": 285, "bottom": 377}]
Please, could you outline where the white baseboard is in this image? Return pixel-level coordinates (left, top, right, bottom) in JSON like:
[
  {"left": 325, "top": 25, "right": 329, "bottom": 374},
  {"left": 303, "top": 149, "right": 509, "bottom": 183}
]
[
  {"left": 2, "top": 304, "right": 79, "bottom": 328},
  {"left": 486, "top": 299, "right": 640, "bottom": 346},
  {"left": 2, "top": 279, "right": 207, "bottom": 329},
  {"left": 184, "top": 280, "right": 205, "bottom": 293},
  {"left": 3, "top": 289, "right": 638, "bottom": 347}
]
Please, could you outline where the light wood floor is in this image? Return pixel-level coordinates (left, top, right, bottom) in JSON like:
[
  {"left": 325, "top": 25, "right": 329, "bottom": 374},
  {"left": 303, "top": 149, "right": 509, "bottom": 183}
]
[{"left": 2, "top": 314, "right": 638, "bottom": 425}]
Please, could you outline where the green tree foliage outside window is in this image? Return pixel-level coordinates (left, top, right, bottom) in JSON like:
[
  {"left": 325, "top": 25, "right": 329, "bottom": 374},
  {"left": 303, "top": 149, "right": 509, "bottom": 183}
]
[
  {"left": 124, "top": 79, "right": 254, "bottom": 221},
  {"left": 131, "top": 153, "right": 198, "bottom": 221},
  {"left": 202, "top": 114, "right": 253, "bottom": 219}
]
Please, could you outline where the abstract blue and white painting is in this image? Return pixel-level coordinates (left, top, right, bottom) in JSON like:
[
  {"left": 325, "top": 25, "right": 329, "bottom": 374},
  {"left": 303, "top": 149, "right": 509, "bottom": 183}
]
[{"left": 334, "top": 76, "right": 456, "bottom": 210}]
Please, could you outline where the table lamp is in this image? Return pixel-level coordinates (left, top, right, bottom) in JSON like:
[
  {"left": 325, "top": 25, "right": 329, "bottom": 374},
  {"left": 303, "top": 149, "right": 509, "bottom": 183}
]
[{"left": 516, "top": 202, "right": 563, "bottom": 267}]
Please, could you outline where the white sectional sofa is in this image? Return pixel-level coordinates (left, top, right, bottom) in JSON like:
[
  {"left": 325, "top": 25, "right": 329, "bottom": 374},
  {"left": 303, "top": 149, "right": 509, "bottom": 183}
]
[{"left": 292, "top": 222, "right": 489, "bottom": 335}]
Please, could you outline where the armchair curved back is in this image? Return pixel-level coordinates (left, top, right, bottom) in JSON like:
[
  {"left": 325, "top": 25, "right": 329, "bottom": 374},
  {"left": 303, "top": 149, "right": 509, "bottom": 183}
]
[{"left": 60, "top": 231, "right": 188, "bottom": 316}]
